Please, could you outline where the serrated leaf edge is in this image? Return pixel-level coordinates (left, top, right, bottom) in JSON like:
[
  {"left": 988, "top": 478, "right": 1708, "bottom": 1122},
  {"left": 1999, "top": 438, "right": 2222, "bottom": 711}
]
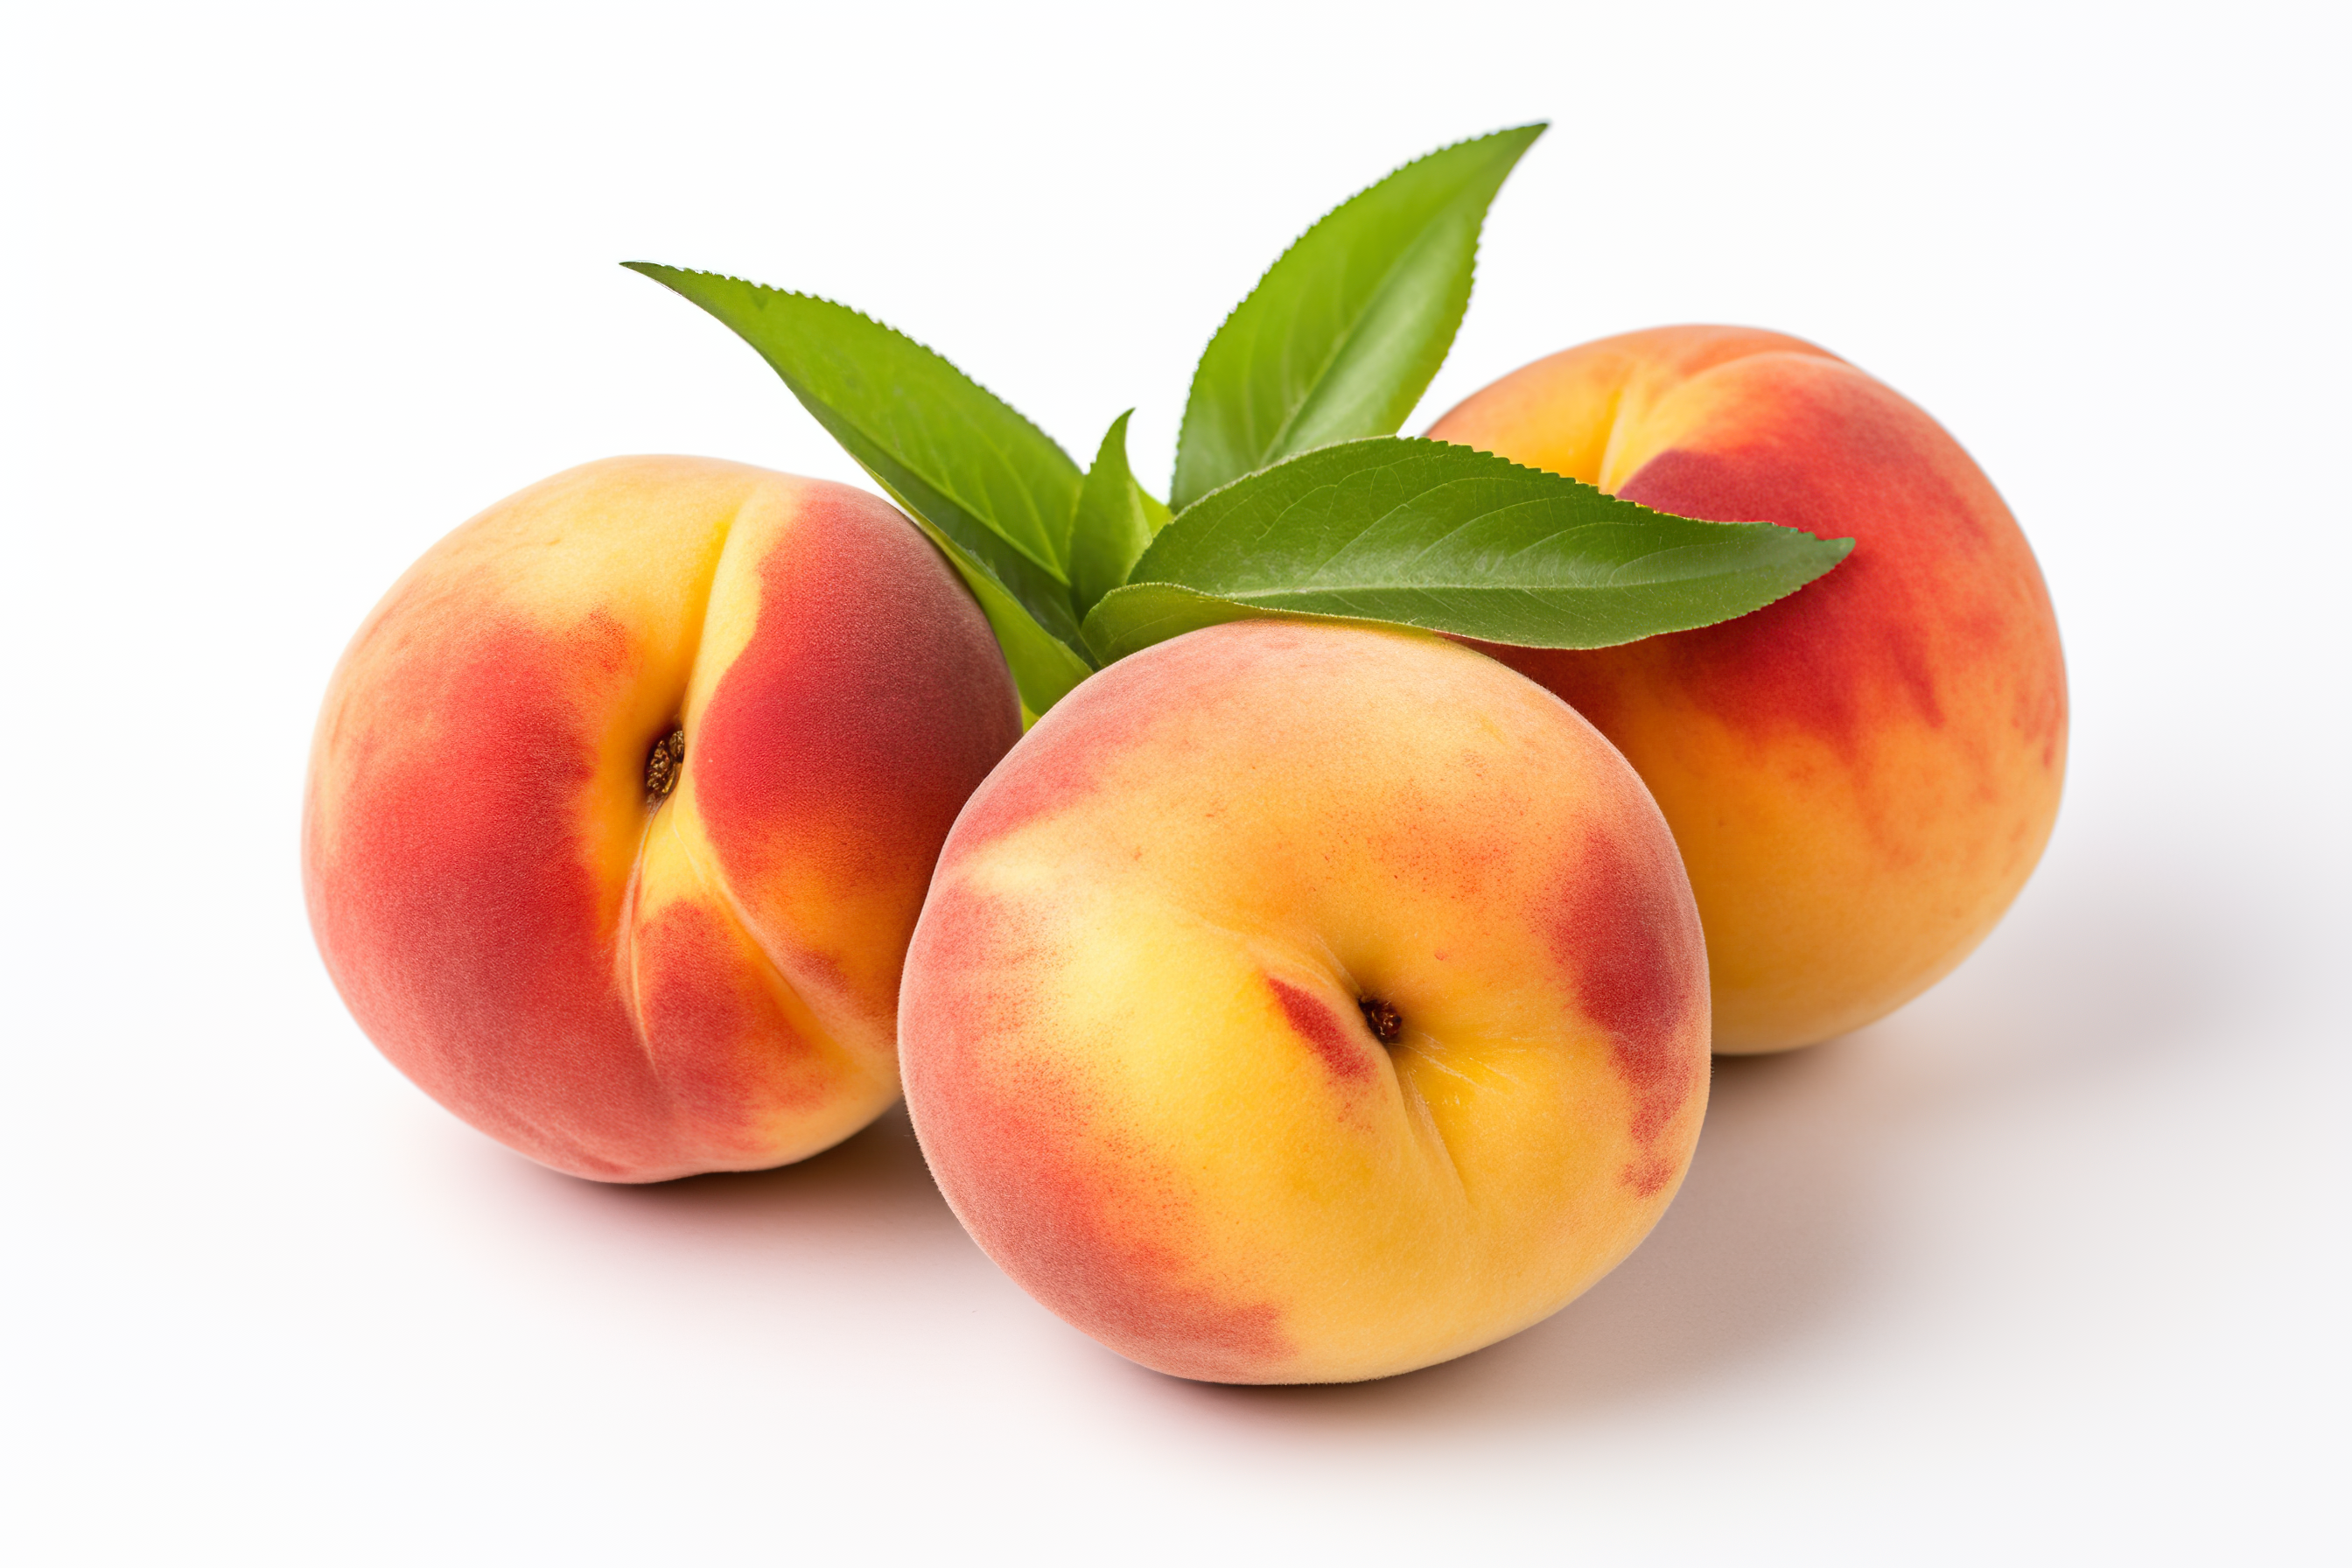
[
  {"left": 624, "top": 262, "right": 1082, "bottom": 586},
  {"left": 1131, "top": 435, "right": 1855, "bottom": 640},
  {"left": 1168, "top": 123, "right": 1546, "bottom": 503}
]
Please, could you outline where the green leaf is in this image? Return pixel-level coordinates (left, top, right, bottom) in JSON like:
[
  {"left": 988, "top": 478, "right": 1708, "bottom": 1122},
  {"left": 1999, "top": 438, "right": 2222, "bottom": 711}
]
[
  {"left": 1076, "top": 583, "right": 1308, "bottom": 663},
  {"left": 1168, "top": 123, "right": 1545, "bottom": 513},
  {"left": 624, "top": 263, "right": 1091, "bottom": 714},
  {"left": 1068, "top": 411, "right": 1173, "bottom": 618},
  {"left": 947, "top": 564, "right": 1096, "bottom": 720},
  {"left": 1082, "top": 438, "right": 1853, "bottom": 665}
]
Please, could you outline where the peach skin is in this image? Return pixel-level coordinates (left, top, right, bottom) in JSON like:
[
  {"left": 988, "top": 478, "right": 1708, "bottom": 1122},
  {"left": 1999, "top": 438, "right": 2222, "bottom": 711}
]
[
  {"left": 900, "top": 621, "right": 1711, "bottom": 1384},
  {"left": 1428, "top": 328, "right": 2067, "bottom": 1052},
  {"left": 304, "top": 456, "right": 1022, "bottom": 1181}
]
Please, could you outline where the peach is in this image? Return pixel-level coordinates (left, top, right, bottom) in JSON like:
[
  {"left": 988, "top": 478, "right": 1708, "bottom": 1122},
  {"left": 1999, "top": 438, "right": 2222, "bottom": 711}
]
[
  {"left": 304, "top": 457, "right": 1021, "bottom": 1181},
  {"left": 899, "top": 621, "right": 1711, "bottom": 1383},
  {"left": 1427, "top": 327, "right": 2067, "bottom": 1052}
]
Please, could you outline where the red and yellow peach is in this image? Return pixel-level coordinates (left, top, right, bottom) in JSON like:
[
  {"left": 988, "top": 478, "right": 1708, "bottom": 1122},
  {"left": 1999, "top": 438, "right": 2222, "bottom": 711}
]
[
  {"left": 1428, "top": 327, "right": 2067, "bottom": 1051},
  {"left": 900, "top": 621, "right": 1712, "bottom": 1383},
  {"left": 304, "top": 456, "right": 1021, "bottom": 1181}
]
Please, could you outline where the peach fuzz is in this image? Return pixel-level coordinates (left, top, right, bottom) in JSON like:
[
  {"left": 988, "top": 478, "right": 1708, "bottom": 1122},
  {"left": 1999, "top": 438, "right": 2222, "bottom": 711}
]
[
  {"left": 304, "top": 456, "right": 1021, "bottom": 1181},
  {"left": 900, "top": 622, "right": 1711, "bottom": 1384},
  {"left": 1427, "top": 327, "right": 2067, "bottom": 1053}
]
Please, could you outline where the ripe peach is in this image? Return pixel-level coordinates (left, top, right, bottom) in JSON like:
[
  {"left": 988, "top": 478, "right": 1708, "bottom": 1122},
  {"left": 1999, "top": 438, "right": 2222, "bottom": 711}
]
[
  {"left": 900, "top": 621, "right": 1711, "bottom": 1384},
  {"left": 1427, "top": 327, "right": 2067, "bottom": 1052},
  {"left": 304, "top": 457, "right": 1021, "bottom": 1181}
]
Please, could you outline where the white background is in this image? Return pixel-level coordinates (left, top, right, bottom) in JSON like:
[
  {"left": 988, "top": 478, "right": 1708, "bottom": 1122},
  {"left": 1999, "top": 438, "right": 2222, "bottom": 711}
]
[{"left": 4, "top": 3, "right": 2347, "bottom": 1562}]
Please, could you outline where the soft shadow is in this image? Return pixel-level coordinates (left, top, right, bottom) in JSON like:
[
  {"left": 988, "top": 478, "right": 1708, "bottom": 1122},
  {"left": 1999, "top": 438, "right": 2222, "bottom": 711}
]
[
  {"left": 487, "top": 1102, "right": 970, "bottom": 1260},
  {"left": 1149, "top": 1041, "right": 1877, "bottom": 1434},
  {"left": 1866, "top": 837, "right": 2239, "bottom": 1105},
  {"left": 428, "top": 832, "right": 2239, "bottom": 1427},
  {"left": 1146, "top": 840, "right": 2236, "bottom": 1436}
]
